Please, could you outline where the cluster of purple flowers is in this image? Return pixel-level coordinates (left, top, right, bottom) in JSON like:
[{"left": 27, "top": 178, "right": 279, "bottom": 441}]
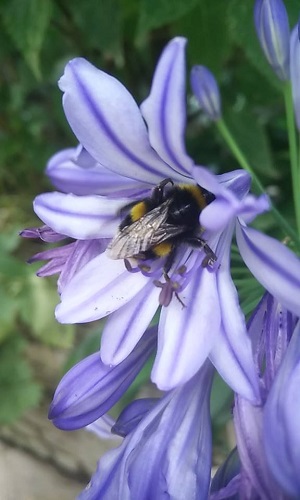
[{"left": 22, "top": 0, "right": 300, "bottom": 498}]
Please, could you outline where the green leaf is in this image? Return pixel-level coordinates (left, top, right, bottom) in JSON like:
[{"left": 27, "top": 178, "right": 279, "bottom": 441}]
[
  {"left": 137, "top": 0, "right": 198, "bottom": 42},
  {"left": 223, "top": 105, "right": 279, "bottom": 180},
  {"left": 0, "top": 289, "right": 20, "bottom": 343},
  {"left": 231, "top": 246, "right": 263, "bottom": 318},
  {"left": 210, "top": 373, "right": 233, "bottom": 426},
  {"left": 0, "top": 0, "right": 52, "bottom": 78},
  {"left": 64, "top": 327, "right": 104, "bottom": 372},
  {"left": 0, "top": 226, "right": 22, "bottom": 253},
  {"left": 71, "top": 0, "right": 123, "bottom": 64},
  {"left": 0, "top": 336, "right": 41, "bottom": 424},
  {"left": 0, "top": 253, "right": 28, "bottom": 278},
  {"left": 113, "top": 355, "right": 154, "bottom": 416},
  {"left": 285, "top": 0, "right": 300, "bottom": 27},
  {"left": 19, "top": 275, "right": 75, "bottom": 348},
  {"left": 174, "top": 0, "right": 232, "bottom": 74}
]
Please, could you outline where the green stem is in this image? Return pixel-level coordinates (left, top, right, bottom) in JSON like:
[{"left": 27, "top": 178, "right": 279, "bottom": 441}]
[
  {"left": 283, "top": 82, "right": 300, "bottom": 236},
  {"left": 216, "top": 118, "right": 300, "bottom": 245},
  {"left": 233, "top": 278, "right": 259, "bottom": 286}
]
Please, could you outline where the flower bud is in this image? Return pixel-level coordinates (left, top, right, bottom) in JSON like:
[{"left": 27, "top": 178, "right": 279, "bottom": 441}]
[
  {"left": 254, "top": 0, "right": 290, "bottom": 80},
  {"left": 190, "top": 65, "right": 221, "bottom": 121}
]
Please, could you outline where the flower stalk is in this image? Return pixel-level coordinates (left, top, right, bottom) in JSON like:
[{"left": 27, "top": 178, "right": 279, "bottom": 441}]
[
  {"left": 283, "top": 81, "right": 300, "bottom": 235},
  {"left": 216, "top": 118, "right": 300, "bottom": 245}
]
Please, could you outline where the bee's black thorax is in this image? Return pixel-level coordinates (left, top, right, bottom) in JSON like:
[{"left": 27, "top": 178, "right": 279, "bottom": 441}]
[
  {"left": 166, "top": 188, "right": 201, "bottom": 228},
  {"left": 109, "top": 179, "right": 217, "bottom": 273},
  {"left": 163, "top": 184, "right": 215, "bottom": 228}
]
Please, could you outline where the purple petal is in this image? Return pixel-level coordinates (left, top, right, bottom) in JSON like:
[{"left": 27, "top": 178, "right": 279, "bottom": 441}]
[
  {"left": 197, "top": 167, "right": 268, "bottom": 233},
  {"left": 49, "top": 328, "right": 157, "bottom": 430},
  {"left": 201, "top": 193, "right": 268, "bottom": 232},
  {"left": 112, "top": 398, "right": 158, "bottom": 437},
  {"left": 151, "top": 267, "right": 220, "bottom": 390},
  {"left": 27, "top": 242, "right": 74, "bottom": 277},
  {"left": 238, "top": 194, "right": 269, "bottom": 223},
  {"left": 248, "top": 293, "right": 295, "bottom": 390},
  {"left": 86, "top": 415, "right": 121, "bottom": 442},
  {"left": 33, "top": 192, "right": 128, "bottom": 239},
  {"left": 59, "top": 57, "right": 176, "bottom": 184},
  {"left": 28, "top": 242, "right": 74, "bottom": 264},
  {"left": 290, "top": 25, "right": 300, "bottom": 130},
  {"left": 234, "top": 396, "right": 281, "bottom": 498},
  {"left": 192, "top": 165, "right": 224, "bottom": 195},
  {"left": 141, "top": 37, "right": 193, "bottom": 178},
  {"left": 47, "top": 147, "right": 80, "bottom": 171},
  {"left": 36, "top": 260, "right": 65, "bottom": 277},
  {"left": 193, "top": 166, "right": 251, "bottom": 198},
  {"left": 100, "top": 282, "right": 160, "bottom": 365},
  {"left": 217, "top": 170, "right": 251, "bottom": 198},
  {"left": 236, "top": 223, "right": 300, "bottom": 316},
  {"left": 210, "top": 449, "right": 240, "bottom": 497},
  {"left": 263, "top": 321, "right": 300, "bottom": 497},
  {"left": 200, "top": 197, "right": 237, "bottom": 232},
  {"left": 55, "top": 253, "right": 150, "bottom": 324},
  {"left": 46, "top": 147, "right": 149, "bottom": 198},
  {"left": 210, "top": 475, "right": 240, "bottom": 500},
  {"left": 73, "top": 144, "right": 97, "bottom": 168},
  {"left": 58, "top": 239, "right": 107, "bottom": 293},
  {"left": 20, "top": 225, "right": 66, "bottom": 242},
  {"left": 78, "top": 362, "right": 213, "bottom": 500},
  {"left": 210, "top": 260, "right": 261, "bottom": 402}
]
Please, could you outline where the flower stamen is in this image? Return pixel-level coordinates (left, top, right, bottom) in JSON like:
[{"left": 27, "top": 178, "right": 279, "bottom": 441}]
[{"left": 153, "top": 273, "right": 185, "bottom": 308}]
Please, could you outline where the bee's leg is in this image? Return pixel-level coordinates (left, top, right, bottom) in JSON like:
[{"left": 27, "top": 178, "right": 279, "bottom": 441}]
[
  {"left": 161, "top": 247, "right": 185, "bottom": 307},
  {"left": 163, "top": 245, "right": 177, "bottom": 276},
  {"left": 185, "top": 237, "right": 217, "bottom": 267},
  {"left": 152, "top": 178, "right": 174, "bottom": 204}
]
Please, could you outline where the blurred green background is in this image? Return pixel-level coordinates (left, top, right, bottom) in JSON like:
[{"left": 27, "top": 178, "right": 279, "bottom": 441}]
[{"left": 0, "top": 0, "right": 299, "bottom": 455}]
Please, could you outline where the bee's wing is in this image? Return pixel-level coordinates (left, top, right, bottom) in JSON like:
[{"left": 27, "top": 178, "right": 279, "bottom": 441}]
[{"left": 107, "top": 199, "right": 186, "bottom": 259}]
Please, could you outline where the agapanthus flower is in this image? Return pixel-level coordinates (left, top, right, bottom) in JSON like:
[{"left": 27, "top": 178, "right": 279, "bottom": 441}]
[
  {"left": 254, "top": 0, "right": 290, "bottom": 80},
  {"left": 25, "top": 37, "right": 300, "bottom": 403},
  {"left": 78, "top": 361, "right": 214, "bottom": 500},
  {"left": 212, "top": 293, "right": 300, "bottom": 499}
]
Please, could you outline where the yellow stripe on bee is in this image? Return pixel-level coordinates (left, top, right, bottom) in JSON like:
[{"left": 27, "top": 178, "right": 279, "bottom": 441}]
[
  {"left": 153, "top": 241, "right": 172, "bottom": 257},
  {"left": 179, "top": 184, "right": 207, "bottom": 209},
  {"left": 130, "top": 202, "right": 148, "bottom": 221}
]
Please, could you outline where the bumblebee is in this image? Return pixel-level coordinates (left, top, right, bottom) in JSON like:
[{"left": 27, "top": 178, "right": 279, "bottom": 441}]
[{"left": 107, "top": 178, "right": 217, "bottom": 276}]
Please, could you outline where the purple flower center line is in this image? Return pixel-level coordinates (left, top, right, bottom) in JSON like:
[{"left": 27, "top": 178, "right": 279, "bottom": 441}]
[
  {"left": 71, "top": 65, "right": 166, "bottom": 178},
  {"left": 159, "top": 52, "right": 191, "bottom": 176},
  {"left": 236, "top": 402, "right": 271, "bottom": 498},
  {"left": 242, "top": 230, "right": 300, "bottom": 288},
  {"left": 223, "top": 324, "right": 258, "bottom": 395},
  {"left": 108, "top": 288, "right": 155, "bottom": 357},
  {"left": 39, "top": 200, "right": 113, "bottom": 220},
  {"left": 201, "top": 80, "right": 218, "bottom": 117}
]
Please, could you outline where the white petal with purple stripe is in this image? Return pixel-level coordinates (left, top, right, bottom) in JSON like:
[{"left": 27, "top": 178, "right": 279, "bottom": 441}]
[
  {"left": 59, "top": 58, "right": 180, "bottom": 184},
  {"left": 55, "top": 254, "right": 149, "bottom": 323},
  {"left": 34, "top": 192, "right": 129, "bottom": 239}
]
